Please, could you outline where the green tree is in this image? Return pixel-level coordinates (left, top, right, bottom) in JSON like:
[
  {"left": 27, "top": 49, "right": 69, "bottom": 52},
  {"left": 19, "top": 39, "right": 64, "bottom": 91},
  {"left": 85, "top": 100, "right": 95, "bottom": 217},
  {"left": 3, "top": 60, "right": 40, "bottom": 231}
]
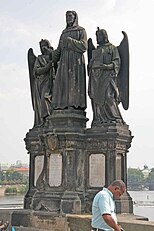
[
  {"left": 146, "top": 168, "right": 154, "bottom": 190},
  {"left": 17, "top": 184, "right": 28, "bottom": 194},
  {"left": 1, "top": 169, "right": 19, "bottom": 182},
  {"left": 5, "top": 186, "right": 17, "bottom": 194},
  {"left": 0, "top": 169, "right": 28, "bottom": 185},
  {"left": 127, "top": 167, "right": 145, "bottom": 190},
  {"left": 0, "top": 171, "right": 5, "bottom": 182}
]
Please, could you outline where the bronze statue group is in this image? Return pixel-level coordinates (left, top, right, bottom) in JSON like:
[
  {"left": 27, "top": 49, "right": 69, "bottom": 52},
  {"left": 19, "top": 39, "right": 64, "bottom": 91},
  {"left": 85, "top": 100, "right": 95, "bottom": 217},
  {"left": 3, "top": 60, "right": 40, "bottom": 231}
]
[{"left": 28, "top": 10, "right": 129, "bottom": 128}]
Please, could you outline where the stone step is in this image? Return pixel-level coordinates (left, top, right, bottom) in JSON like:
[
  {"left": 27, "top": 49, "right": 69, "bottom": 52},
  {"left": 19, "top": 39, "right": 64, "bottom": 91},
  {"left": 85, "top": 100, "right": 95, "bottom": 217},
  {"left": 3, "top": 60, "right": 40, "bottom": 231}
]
[
  {"left": 8, "top": 227, "right": 50, "bottom": 231},
  {"left": 11, "top": 210, "right": 66, "bottom": 231}
]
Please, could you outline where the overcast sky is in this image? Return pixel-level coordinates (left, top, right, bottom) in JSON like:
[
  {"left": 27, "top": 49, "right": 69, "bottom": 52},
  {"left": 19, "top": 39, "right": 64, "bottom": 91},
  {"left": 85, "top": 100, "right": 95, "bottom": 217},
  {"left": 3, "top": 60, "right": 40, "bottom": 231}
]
[{"left": 0, "top": 0, "right": 154, "bottom": 168}]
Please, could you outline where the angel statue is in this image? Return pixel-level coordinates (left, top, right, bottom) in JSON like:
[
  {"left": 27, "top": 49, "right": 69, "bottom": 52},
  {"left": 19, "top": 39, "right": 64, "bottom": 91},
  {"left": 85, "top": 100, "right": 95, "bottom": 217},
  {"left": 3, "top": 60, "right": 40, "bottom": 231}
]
[
  {"left": 28, "top": 39, "right": 56, "bottom": 127},
  {"left": 87, "top": 28, "right": 129, "bottom": 127}
]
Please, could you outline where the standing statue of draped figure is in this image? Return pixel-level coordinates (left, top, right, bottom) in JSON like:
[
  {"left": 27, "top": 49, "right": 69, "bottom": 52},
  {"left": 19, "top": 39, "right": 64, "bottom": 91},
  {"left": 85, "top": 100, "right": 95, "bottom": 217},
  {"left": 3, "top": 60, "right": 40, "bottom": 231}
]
[
  {"left": 28, "top": 39, "right": 55, "bottom": 127},
  {"left": 52, "top": 10, "right": 87, "bottom": 110},
  {"left": 88, "top": 28, "right": 129, "bottom": 127}
]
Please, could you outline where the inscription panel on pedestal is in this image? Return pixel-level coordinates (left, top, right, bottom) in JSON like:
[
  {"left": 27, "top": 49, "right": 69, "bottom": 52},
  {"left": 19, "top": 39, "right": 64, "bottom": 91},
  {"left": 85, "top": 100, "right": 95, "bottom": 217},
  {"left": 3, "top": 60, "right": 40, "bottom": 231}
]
[
  {"left": 34, "top": 155, "right": 44, "bottom": 186},
  {"left": 49, "top": 153, "right": 62, "bottom": 187},
  {"left": 89, "top": 154, "right": 105, "bottom": 187}
]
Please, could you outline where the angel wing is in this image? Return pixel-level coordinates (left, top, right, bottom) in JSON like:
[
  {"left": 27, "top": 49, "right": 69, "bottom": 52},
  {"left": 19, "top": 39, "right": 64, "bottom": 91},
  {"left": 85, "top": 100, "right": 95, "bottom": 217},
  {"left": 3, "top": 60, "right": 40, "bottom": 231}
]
[
  {"left": 27, "top": 48, "right": 36, "bottom": 110},
  {"left": 117, "top": 31, "right": 129, "bottom": 110}
]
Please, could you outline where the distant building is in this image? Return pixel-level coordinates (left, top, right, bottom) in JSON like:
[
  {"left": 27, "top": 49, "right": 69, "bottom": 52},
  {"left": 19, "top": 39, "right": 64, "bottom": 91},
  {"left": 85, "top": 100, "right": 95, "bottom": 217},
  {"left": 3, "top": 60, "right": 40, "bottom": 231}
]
[
  {"left": 0, "top": 163, "right": 10, "bottom": 171},
  {"left": 13, "top": 167, "right": 29, "bottom": 177},
  {"left": 0, "top": 161, "right": 29, "bottom": 177},
  {"left": 141, "top": 165, "right": 151, "bottom": 179},
  {"left": 10, "top": 160, "right": 29, "bottom": 169}
]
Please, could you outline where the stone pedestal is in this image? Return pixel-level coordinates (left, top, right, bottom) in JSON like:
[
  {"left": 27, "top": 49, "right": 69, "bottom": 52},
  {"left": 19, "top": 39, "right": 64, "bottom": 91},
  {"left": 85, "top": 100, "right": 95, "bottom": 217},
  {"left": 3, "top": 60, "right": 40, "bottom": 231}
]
[
  {"left": 24, "top": 109, "right": 133, "bottom": 214},
  {"left": 61, "top": 192, "right": 81, "bottom": 214},
  {"left": 116, "top": 191, "right": 133, "bottom": 214},
  {"left": 84, "top": 123, "right": 133, "bottom": 213}
]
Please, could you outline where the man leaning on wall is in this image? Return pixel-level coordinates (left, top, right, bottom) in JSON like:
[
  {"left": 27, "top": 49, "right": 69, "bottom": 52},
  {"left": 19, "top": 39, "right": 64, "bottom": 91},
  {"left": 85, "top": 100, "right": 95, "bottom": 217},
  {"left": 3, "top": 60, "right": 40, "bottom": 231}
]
[{"left": 91, "top": 180, "right": 126, "bottom": 231}]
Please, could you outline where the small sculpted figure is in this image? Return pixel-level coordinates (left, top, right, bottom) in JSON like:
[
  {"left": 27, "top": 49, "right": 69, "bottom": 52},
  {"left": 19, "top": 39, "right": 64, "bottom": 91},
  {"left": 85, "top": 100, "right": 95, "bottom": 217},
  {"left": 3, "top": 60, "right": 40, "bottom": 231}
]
[
  {"left": 28, "top": 39, "right": 55, "bottom": 127},
  {"left": 52, "top": 10, "right": 87, "bottom": 110},
  {"left": 88, "top": 28, "right": 129, "bottom": 126}
]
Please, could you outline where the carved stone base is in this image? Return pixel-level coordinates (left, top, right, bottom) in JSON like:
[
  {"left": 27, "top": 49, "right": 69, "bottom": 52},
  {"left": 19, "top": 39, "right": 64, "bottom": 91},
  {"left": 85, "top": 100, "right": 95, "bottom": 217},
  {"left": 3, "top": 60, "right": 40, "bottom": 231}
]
[
  {"left": 46, "top": 109, "right": 88, "bottom": 133},
  {"left": 24, "top": 110, "right": 133, "bottom": 214},
  {"left": 24, "top": 191, "right": 63, "bottom": 213},
  {"left": 60, "top": 191, "right": 81, "bottom": 214}
]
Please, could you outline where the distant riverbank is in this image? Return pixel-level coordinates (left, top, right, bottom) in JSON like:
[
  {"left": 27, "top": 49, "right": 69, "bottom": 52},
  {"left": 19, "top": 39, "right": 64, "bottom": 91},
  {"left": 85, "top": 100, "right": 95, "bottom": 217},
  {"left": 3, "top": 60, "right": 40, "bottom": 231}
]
[
  {"left": 0, "top": 185, "right": 7, "bottom": 196},
  {"left": 0, "top": 184, "right": 27, "bottom": 196},
  {"left": 0, "top": 185, "right": 25, "bottom": 209}
]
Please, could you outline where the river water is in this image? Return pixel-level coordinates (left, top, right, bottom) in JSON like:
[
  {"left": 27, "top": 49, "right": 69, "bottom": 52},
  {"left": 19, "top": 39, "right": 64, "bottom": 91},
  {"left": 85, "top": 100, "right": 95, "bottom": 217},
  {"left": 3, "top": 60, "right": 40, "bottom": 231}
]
[
  {"left": 0, "top": 194, "right": 24, "bottom": 209},
  {"left": 0, "top": 191, "right": 154, "bottom": 221},
  {"left": 128, "top": 191, "right": 154, "bottom": 221}
]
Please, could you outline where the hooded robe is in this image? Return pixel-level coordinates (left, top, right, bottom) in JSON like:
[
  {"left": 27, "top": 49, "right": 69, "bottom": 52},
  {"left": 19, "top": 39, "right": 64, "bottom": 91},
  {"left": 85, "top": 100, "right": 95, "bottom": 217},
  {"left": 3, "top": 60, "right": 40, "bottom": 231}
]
[{"left": 52, "top": 11, "right": 87, "bottom": 110}]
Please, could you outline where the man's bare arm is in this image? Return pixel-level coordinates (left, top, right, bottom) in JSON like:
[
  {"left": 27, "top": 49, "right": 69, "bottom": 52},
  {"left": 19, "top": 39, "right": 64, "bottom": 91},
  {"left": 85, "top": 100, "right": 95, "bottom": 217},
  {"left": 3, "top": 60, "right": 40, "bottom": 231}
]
[{"left": 102, "top": 214, "right": 121, "bottom": 231}]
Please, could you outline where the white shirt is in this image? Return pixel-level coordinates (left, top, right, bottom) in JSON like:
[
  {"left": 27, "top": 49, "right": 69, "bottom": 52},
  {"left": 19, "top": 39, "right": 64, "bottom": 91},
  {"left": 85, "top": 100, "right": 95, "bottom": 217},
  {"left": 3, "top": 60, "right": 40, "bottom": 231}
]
[{"left": 92, "top": 187, "right": 117, "bottom": 230}]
